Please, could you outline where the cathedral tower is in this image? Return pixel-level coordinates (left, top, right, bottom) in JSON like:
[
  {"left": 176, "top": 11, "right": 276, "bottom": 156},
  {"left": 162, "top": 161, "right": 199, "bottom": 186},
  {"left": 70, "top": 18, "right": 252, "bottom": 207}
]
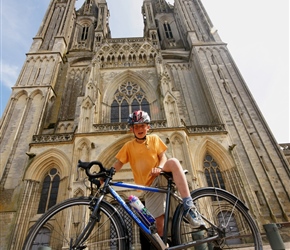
[{"left": 0, "top": 0, "right": 289, "bottom": 248}]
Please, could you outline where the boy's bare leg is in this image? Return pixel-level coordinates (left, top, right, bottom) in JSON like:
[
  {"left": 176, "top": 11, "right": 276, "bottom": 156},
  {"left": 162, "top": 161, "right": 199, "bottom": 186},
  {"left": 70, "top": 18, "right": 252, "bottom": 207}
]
[
  {"left": 162, "top": 158, "right": 190, "bottom": 198},
  {"left": 155, "top": 214, "right": 165, "bottom": 236}
]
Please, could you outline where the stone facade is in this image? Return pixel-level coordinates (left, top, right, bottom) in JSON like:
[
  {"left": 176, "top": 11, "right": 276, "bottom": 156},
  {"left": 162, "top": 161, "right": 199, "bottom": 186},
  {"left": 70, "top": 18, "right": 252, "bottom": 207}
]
[{"left": 0, "top": 0, "right": 289, "bottom": 249}]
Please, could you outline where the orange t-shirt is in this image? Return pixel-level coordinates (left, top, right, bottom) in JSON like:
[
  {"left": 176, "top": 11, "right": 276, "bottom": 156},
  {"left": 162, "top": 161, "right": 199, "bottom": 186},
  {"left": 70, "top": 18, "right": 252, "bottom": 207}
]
[{"left": 115, "top": 134, "right": 167, "bottom": 186}]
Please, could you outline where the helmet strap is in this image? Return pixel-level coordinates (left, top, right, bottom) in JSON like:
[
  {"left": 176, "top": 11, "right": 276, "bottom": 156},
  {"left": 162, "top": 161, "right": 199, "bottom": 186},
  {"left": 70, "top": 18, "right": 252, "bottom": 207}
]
[{"left": 135, "top": 135, "right": 147, "bottom": 140}]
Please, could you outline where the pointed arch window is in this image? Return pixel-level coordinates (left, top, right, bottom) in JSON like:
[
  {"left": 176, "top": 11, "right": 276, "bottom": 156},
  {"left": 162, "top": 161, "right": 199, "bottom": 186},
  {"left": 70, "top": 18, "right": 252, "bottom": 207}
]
[
  {"left": 218, "top": 212, "right": 241, "bottom": 245},
  {"left": 111, "top": 81, "right": 150, "bottom": 123},
  {"left": 37, "top": 168, "right": 60, "bottom": 214},
  {"left": 203, "top": 154, "right": 225, "bottom": 190},
  {"left": 115, "top": 204, "right": 134, "bottom": 245},
  {"left": 32, "top": 227, "right": 51, "bottom": 249},
  {"left": 163, "top": 22, "right": 173, "bottom": 39},
  {"left": 81, "top": 25, "right": 89, "bottom": 40}
]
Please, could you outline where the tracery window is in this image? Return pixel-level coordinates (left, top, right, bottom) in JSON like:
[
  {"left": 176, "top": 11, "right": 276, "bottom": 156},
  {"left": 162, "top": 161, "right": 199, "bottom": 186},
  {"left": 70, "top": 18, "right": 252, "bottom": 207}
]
[
  {"left": 163, "top": 22, "right": 173, "bottom": 39},
  {"left": 37, "top": 168, "right": 60, "bottom": 214},
  {"left": 111, "top": 82, "right": 150, "bottom": 123},
  {"left": 203, "top": 154, "right": 225, "bottom": 190}
]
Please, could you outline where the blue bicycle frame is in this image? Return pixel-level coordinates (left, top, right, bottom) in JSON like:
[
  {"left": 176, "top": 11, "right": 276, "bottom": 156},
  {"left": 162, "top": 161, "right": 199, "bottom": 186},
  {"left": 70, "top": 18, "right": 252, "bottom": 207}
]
[{"left": 109, "top": 181, "right": 169, "bottom": 234}]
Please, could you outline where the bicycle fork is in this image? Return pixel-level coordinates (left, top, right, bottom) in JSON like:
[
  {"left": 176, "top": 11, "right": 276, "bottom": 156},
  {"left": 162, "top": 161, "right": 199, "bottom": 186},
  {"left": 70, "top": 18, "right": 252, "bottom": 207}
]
[{"left": 71, "top": 194, "right": 105, "bottom": 249}]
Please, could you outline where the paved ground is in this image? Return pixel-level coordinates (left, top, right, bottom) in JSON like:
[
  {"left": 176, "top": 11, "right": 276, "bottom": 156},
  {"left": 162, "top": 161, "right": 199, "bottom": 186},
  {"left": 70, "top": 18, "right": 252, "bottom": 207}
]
[
  {"left": 263, "top": 241, "right": 290, "bottom": 249},
  {"left": 230, "top": 241, "right": 290, "bottom": 249}
]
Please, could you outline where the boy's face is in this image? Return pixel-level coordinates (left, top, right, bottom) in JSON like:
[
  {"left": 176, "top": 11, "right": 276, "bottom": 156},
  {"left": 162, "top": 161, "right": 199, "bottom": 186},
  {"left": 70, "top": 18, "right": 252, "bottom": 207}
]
[{"left": 130, "top": 123, "right": 150, "bottom": 139}]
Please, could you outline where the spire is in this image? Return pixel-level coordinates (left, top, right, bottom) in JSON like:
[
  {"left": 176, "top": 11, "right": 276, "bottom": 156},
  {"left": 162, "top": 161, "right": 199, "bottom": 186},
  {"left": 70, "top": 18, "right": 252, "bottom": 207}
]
[
  {"left": 154, "top": 0, "right": 172, "bottom": 13},
  {"left": 77, "top": 0, "right": 98, "bottom": 16},
  {"left": 143, "top": 0, "right": 173, "bottom": 14},
  {"left": 73, "top": 0, "right": 110, "bottom": 50},
  {"left": 30, "top": 0, "right": 76, "bottom": 54}
]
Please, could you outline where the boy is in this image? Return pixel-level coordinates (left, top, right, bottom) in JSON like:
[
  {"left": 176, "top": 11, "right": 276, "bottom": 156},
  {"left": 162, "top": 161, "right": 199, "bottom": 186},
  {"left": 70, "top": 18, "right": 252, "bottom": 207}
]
[{"left": 113, "top": 110, "right": 205, "bottom": 237}]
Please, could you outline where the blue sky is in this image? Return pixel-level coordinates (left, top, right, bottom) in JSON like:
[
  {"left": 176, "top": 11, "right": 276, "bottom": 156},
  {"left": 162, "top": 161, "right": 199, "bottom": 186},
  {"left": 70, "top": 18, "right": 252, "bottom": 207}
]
[{"left": 0, "top": 0, "right": 289, "bottom": 143}]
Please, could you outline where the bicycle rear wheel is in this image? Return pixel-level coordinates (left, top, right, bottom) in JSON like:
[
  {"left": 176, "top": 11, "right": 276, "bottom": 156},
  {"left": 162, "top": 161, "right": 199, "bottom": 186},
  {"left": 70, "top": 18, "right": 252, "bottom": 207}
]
[
  {"left": 23, "top": 197, "right": 128, "bottom": 250},
  {"left": 172, "top": 187, "right": 263, "bottom": 250}
]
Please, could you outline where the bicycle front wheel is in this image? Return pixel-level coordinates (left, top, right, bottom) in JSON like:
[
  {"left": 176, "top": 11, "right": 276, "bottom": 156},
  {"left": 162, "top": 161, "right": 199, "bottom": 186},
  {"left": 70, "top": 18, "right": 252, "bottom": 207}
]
[
  {"left": 23, "top": 197, "right": 128, "bottom": 250},
  {"left": 172, "top": 187, "right": 263, "bottom": 250}
]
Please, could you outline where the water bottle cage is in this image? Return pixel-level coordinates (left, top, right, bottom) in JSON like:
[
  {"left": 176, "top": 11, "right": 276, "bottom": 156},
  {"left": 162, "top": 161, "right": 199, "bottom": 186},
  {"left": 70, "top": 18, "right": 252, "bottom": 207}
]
[{"left": 131, "top": 207, "right": 155, "bottom": 227}]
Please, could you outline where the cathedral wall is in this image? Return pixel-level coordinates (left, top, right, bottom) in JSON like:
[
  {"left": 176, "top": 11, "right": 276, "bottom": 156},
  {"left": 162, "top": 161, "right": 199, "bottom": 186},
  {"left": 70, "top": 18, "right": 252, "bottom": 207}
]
[
  {"left": 167, "top": 62, "right": 217, "bottom": 125},
  {"left": 16, "top": 55, "right": 58, "bottom": 87},
  {"left": 192, "top": 45, "right": 290, "bottom": 223},
  {"left": 0, "top": 212, "right": 15, "bottom": 249},
  {"left": 6, "top": 93, "right": 44, "bottom": 189},
  {"left": 0, "top": 89, "right": 49, "bottom": 190},
  {"left": 0, "top": 94, "right": 27, "bottom": 180}
]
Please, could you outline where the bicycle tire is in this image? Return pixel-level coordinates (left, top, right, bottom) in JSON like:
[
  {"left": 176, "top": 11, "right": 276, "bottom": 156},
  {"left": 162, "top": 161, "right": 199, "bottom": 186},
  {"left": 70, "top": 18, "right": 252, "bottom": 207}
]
[
  {"left": 172, "top": 187, "right": 263, "bottom": 250},
  {"left": 23, "top": 197, "right": 128, "bottom": 250}
]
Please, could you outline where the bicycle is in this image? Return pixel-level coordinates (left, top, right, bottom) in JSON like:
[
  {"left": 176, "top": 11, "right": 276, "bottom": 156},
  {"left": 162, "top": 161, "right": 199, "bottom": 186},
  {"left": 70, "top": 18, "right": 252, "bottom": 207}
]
[{"left": 23, "top": 160, "right": 263, "bottom": 249}]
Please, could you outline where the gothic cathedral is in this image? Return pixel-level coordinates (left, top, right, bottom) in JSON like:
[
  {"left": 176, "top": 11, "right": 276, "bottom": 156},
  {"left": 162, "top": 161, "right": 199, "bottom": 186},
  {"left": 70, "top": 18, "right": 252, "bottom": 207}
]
[{"left": 0, "top": 0, "right": 289, "bottom": 249}]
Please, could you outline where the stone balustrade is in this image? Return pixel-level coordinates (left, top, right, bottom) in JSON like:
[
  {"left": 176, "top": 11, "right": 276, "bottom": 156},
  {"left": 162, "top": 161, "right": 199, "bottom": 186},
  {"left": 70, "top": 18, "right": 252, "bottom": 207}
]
[{"left": 31, "top": 121, "right": 226, "bottom": 143}]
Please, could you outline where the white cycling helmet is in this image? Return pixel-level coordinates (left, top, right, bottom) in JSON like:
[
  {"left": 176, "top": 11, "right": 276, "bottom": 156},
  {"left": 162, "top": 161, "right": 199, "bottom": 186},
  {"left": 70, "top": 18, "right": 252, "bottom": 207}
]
[{"left": 128, "top": 110, "right": 150, "bottom": 125}]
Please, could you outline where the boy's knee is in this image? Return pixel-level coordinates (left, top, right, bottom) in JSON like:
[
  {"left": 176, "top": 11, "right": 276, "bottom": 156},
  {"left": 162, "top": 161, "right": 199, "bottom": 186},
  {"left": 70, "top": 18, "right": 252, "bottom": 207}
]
[
  {"left": 168, "top": 158, "right": 178, "bottom": 163},
  {"left": 167, "top": 158, "right": 182, "bottom": 169}
]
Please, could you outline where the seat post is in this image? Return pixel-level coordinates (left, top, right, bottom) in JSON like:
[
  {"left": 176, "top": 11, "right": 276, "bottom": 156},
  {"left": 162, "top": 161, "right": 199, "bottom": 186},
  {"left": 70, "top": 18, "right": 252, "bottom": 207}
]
[{"left": 162, "top": 176, "right": 173, "bottom": 244}]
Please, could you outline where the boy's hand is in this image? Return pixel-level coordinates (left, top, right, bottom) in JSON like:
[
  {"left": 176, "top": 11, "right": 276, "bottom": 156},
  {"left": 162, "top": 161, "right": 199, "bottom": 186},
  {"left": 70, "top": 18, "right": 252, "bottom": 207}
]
[{"left": 151, "top": 167, "right": 162, "bottom": 176}]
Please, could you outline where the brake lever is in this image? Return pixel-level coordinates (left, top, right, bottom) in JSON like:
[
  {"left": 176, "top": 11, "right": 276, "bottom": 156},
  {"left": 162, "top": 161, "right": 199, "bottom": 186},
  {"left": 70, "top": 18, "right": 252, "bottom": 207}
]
[{"left": 91, "top": 178, "right": 101, "bottom": 189}]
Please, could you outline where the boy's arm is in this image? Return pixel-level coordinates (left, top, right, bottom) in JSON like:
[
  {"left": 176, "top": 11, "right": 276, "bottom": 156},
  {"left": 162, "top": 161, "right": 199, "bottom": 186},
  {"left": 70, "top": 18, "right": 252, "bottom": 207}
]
[
  {"left": 151, "top": 151, "right": 167, "bottom": 176},
  {"left": 158, "top": 151, "right": 167, "bottom": 168},
  {"left": 113, "top": 159, "right": 124, "bottom": 172}
]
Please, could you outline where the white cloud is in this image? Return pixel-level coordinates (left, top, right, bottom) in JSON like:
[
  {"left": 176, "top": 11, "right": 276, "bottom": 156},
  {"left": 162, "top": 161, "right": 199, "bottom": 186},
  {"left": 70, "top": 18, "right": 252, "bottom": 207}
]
[{"left": 0, "top": 61, "right": 20, "bottom": 88}]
